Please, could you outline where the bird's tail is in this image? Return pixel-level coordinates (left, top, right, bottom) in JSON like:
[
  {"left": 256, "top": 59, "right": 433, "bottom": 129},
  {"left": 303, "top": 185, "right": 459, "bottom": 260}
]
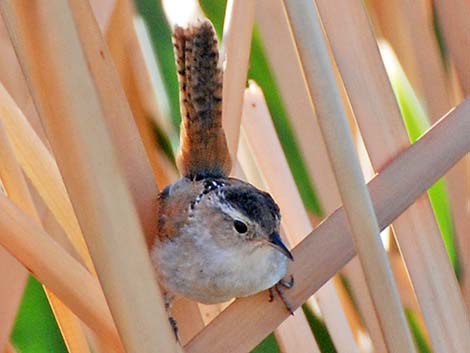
[{"left": 173, "top": 20, "right": 232, "bottom": 179}]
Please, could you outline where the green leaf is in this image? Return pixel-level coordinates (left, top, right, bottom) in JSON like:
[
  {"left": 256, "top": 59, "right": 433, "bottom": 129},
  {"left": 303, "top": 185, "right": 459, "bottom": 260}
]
[
  {"left": 303, "top": 305, "right": 337, "bottom": 353},
  {"left": 405, "top": 309, "right": 432, "bottom": 353},
  {"left": 250, "top": 334, "right": 280, "bottom": 353},
  {"left": 11, "top": 277, "right": 67, "bottom": 353},
  {"left": 381, "top": 42, "right": 460, "bottom": 274}
]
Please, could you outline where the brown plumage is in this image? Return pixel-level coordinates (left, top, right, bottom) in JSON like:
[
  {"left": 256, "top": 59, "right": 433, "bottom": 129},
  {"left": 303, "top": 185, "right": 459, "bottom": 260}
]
[
  {"left": 155, "top": 180, "right": 205, "bottom": 242},
  {"left": 173, "top": 21, "right": 231, "bottom": 178},
  {"left": 150, "top": 19, "right": 293, "bottom": 316}
]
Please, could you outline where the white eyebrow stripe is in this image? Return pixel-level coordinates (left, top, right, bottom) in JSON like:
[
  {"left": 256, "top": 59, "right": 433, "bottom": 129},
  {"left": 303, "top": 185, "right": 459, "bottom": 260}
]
[{"left": 217, "top": 197, "right": 250, "bottom": 223}]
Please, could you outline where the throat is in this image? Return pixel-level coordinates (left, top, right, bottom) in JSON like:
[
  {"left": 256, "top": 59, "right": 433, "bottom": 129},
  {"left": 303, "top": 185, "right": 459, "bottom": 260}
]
[{"left": 153, "top": 235, "right": 288, "bottom": 304}]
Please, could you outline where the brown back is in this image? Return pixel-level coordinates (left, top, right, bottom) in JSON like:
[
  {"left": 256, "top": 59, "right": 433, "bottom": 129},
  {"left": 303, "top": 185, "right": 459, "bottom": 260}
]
[{"left": 173, "top": 20, "right": 232, "bottom": 179}]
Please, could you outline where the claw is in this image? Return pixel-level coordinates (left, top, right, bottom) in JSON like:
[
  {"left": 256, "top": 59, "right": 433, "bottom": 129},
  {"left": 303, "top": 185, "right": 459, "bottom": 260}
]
[
  {"left": 169, "top": 316, "right": 179, "bottom": 341},
  {"left": 268, "top": 275, "right": 295, "bottom": 315},
  {"left": 163, "top": 291, "right": 179, "bottom": 341},
  {"left": 268, "top": 287, "right": 275, "bottom": 302},
  {"left": 279, "top": 274, "right": 294, "bottom": 289}
]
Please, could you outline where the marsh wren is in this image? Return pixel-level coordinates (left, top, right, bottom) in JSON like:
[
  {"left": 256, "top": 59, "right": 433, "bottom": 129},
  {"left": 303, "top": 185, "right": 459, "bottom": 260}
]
[{"left": 150, "top": 20, "right": 293, "bottom": 313}]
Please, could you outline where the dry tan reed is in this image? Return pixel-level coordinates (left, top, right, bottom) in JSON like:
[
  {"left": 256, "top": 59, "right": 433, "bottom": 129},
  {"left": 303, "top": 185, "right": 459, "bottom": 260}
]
[
  {"left": 255, "top": 0, "right": 340, "bottom": 213},
  {"left": 0, "top": 2, "right": 177, "bottom": 353},
  {"left": 0, "top": 115, "right": 92, "bottom": 353},
  {"left": 4, "top": 342, "right": 17, "bottom": 353},
  {"left": 241, "top": 82, "right": 359, "bottom": 353},
  {"left": 370, "top": 0, "right": 451, "bottom": 119},
  {"left": 221, "top": 0, "right": 254, "bottom": 161},
  {"left": 105, "top": 1, "right": 206, "bottom": 345},
  {"left": 0, "top": 2, "right": 468, "bottom": 353},
  {"left": 256, "top": 2, "right": 387, "bottom": 349},
  {"left": 185, "top": 99, "right": 470, "bottom": 352},
  {"left": 241, "top": 84, "right": 321, "bottom": 353},
  {"left": 369, "top": 0, "right": 470, "bottom": 317},
  {"left": 68, "top": 0, "right": 160, "bottom": 246},
  {"left": 0, "top": 83, "right": 94, "bottom": 270},
  {"left": 0, "top": 249, "right": 26, "bottom": 350},
  {"left": 432, "top": 0, "right": 470, "bottom": 312},
  {"left": 282, "top": 1, "right": 416, "bottom": 351},
  {"left": 0, "top": 115, "right": 29, "bottom": 351},
  {"left": 0, "top": 192, "right": 121, "bottom": 350},
  {"left": 314, "top": 1, "right": 470, "bottom": 351}
]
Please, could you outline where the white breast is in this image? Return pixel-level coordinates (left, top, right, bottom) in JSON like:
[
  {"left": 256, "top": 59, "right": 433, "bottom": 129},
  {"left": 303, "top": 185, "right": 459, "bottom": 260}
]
[{"left": 151, "top": 229, "right": 289, "bottom": 304}]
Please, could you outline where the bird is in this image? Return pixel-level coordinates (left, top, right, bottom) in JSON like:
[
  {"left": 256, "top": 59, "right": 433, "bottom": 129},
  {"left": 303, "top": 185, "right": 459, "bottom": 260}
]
[{"left": 150, "top": 19, "right": 294, "bottom": 320}]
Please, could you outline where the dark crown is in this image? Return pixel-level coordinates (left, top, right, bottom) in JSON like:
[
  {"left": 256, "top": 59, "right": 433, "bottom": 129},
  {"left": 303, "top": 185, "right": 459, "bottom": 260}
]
[{"left": 222, "top": 185, "right": 280, "bottom": 232}]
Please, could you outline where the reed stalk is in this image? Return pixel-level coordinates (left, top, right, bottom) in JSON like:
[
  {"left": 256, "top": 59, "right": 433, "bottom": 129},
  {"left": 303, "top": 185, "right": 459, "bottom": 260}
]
[
  {"left": 236, "top": 145, "right": 321, "bottom": 353},
  {"left": 0, "top": 2, "right": 467, "bottom": 352},
  {"left": 369, "top": 0, "right": 450, "bottom": 119},
  {"left": 241, "top": 82, "right": 359, "bottom": 353},
  {"left": 4, "top": 342, "right": 16, "bottom": 353},
  {"left": 107, "top": 1, "right": 207, "bottom": 343},
  {"left": 89, "top": 0, "right": 116, "bottom": 31},
  {"left": 125, "top": 13, "right": 180, "bottom": 187},
  {"left": 221, "top": 0, "right": 255, "bottom": 161},
  {"left": 131, "top": 15, "right": 176, "bottom": 142},
  {"left": 0, "top": 249, "right": 26, "bottom": 351},
  {"left": 68, "top": 0, "right": 159, "bottom": 247},
  {"left": 238, "top": 142, "right": 320, "bottom": 346},
  {"left": 0, "top": 90, "right": 467, "bottom": 353},
  {"left": 433, "top": 0, "right": 470, "bottom": 95},
  {"left": 255, "top": 0, "right": 339, "bottom": 212},
  {"left": 122, "top": 16, "right": 178, "bottom": 188},
  {"left": 341, "top": 258, "right": 388, "bottom": 353},
  {"left": 369, "top": 3, "right": 470, "bottom": 308},
  {"left": 256, "top": 2, "right": 387, "bottom": 349},
  {"left": 314, "top": 1, "right": 470, "bottom": 351},
  {"left": 0, "top": 2, "right": 178, "bottom": 352},
  {"left": 0, "top": 118, "right": 92, "bottom": 353},
  {"left": 282, "top": 1, "right": 416, "bottom": 351},
  {"left": 432, "top": 0, "right": 470, "bottom": 311},
  {"left": 45, "top": 293, "right": 92, "bottom": 353},
  {"left": 0, "top": 193, "right": 121, "bottom": 351},
  {"left": 0, "top": 83, "right": 94, "bottom": 271},
  {"left": 0, "top": 106, "right": 29, "bottom": 351},
  {"left": 185, "top": 98, "right": 470, "bottom": 353}
]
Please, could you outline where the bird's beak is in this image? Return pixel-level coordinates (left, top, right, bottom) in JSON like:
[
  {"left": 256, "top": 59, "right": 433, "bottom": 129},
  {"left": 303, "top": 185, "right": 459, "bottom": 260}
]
[{"left": 269, "top": 232, "right": 294, "bottom": 261}]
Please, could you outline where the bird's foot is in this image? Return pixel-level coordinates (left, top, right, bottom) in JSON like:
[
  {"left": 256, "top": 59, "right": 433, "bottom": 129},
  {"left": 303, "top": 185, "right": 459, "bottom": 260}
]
[
  {"left": 163, "top": 291, "right": 179, "bottom": 341},
  {"left": 279, "top": 274, "right": 294, "bottom": 289},
  {"left": 268, "top": 275, "right": 295, "bottom": 315},
  {"left": 168, "top": 316, "right": 179, "bottom": 341}
]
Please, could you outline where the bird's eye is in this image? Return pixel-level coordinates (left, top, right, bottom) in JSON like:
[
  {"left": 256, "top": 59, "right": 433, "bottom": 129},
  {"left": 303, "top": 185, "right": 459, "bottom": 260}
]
[{"left": 233, "top": 220, "right": 248, "bottom": 234}]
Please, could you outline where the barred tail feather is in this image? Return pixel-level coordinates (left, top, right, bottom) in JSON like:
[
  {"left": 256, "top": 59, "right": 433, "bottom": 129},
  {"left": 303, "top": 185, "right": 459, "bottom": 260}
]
[{"left": 173, "top": 20, "right": 232, "bottom": 179}]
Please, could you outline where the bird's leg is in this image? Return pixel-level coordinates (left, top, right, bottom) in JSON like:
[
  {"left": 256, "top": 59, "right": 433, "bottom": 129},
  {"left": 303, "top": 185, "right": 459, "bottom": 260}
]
[
  {"left": 268, "top": 275, "right": 295, "bottom": 315},
  {"left": 164, "top": 292, "right": 179, "bottom": 341},
  {"left": 169, "top": 316, "right": 179, "bottom": 340},
  {"left": 268, "top": 287, "right": 276, "bottom": 302}
]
